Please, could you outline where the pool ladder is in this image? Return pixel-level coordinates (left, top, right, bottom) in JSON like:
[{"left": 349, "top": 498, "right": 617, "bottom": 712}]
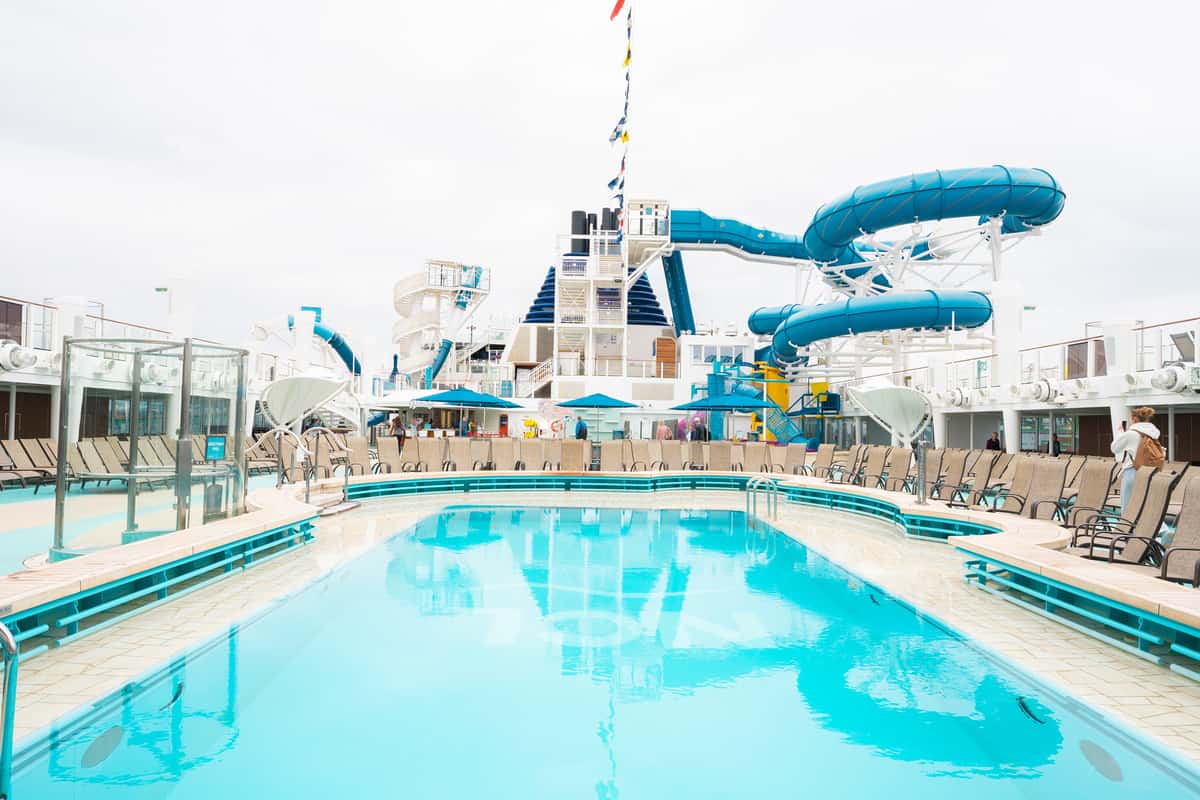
[
  {"left": 745, "top": 476, "right": 780, "bottom": 524},
  {"left": 0, "top": 621, "right": 18, "bottom": 799}
]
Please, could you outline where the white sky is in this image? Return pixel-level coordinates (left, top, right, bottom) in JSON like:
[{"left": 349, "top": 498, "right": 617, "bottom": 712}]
[{"left": 3, "top": 0, "right": 1198, "bottom": 370}]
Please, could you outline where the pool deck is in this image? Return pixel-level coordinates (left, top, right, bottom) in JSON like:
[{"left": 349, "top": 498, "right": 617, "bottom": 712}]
[{"left": 4, "top": 471, "right": 1200, "bottom": 763}]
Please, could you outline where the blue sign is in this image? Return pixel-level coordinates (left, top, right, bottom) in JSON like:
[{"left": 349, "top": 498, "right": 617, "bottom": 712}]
[{"left": 205, "top": 435, "right": 226, "bottom": 461}]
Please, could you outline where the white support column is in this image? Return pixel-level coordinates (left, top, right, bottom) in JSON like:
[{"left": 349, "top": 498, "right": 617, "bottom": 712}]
[
  {"left": 66, "top": 381, "right": 84, "bottom": 443},
  {"left": 1001, "top": 408, "right": 1019, "bottom": 454},
  {"left": 49, "top": 385, "right": 60, "bottom": 443},
  {"left": 932, "top": 410, "right": 947, "bottom": 449},
  {"left": 990, "top": 281, "right": 1023, "bottom": 389},
  {"left": 5, "top": 384, "right": 14, "bottom": 440},
  {"left": 1109, "top": 401, "right": 1129, "bottom": 441},
  {"left": 968, "top": 413, "right": 975, "bottom": 450},
  {"left": 1168, "top": 406, "right": 1176, "bottom": 461},
  {"left": 1048, "top": 410, "right": 1055, "bottom": 454}
]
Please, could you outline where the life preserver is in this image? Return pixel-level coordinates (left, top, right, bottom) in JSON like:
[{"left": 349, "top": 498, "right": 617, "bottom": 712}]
[{"left": 550, "top": 419, "right": 565, "bottom": 433}]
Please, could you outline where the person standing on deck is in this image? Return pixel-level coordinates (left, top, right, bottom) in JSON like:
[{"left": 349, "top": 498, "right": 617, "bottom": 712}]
[
  {"left": 656, "top": 420, "right": 671, "bottom": 440},
  {"left": 1110, "top": 407, "right": 1163, "bottom": 510},
  {"left": 985, "top": 432, "right": 1001, "bottom": 450}
]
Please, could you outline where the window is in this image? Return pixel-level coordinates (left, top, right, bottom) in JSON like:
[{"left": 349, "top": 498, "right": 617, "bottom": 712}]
[{"left": 0, "top": 300, "right": 22, "bottom": 344}]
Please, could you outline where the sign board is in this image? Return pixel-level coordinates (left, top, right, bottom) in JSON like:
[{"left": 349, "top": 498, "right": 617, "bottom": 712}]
[{"left": 205, "top": 435, "right": 227, "bottom": 462}]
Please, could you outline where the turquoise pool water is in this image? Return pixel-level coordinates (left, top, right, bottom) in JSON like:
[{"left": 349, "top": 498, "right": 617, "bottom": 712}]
[{"left": 13, "top": 506, "right": 1199, "bottom": 797}]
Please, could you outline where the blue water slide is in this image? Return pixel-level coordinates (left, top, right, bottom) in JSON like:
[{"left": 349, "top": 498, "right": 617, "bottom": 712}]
[
  {"left": 804, "top": 166, "right": 1065, "bottom": 264},
  {"left": 424, "top": 338, "right": 454, "bottom": 387},
  {"left": 668, "top": 209, "right": 890, "bottom": 291},
  {"left": 766, "top": 290, "right": 993, "bottom": 364},
  {"left": 670, "top": 209, "right": 811, "bottom": 259},
  {"left": 287, "top": 315, "right": 363, "bottom": 375},
  {"left": 661, "top": 252, "right": 696, "bottom": 335}
]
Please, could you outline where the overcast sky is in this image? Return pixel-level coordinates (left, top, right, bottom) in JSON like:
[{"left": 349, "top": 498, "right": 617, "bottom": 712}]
[{"left": 3, "top": 1, "right": 1197, "bottom": 371}]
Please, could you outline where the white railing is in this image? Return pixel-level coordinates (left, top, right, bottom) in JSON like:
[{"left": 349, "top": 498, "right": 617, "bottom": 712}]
[{"left": 628, "top": 360, "right": 677, "bottom": 379}]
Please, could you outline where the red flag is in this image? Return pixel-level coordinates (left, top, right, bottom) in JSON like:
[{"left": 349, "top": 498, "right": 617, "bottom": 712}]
[{"left": 609, "top": 0, "right": 626, "bottom": 21}]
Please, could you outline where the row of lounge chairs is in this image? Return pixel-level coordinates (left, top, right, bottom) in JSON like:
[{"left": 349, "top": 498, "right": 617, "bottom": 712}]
[
  {"left": 299, "top": 436, "right": 820, "bottom": 477},
  {"left": 0, "top": 434, "right": 265, "bottom": 493}
]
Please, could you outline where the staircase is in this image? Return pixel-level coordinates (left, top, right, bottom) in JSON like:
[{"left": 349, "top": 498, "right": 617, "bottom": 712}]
[
  {"left": 518, "top": 356, "right": 554, "bottom": 398},
  {"left": 763, "top": 406, "right": 804, "bottom": 444}
]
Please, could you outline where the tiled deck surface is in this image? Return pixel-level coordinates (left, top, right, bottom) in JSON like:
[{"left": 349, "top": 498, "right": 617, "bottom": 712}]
[{"left": 6, "top": 483, "right": 1200, "bottom": 765}]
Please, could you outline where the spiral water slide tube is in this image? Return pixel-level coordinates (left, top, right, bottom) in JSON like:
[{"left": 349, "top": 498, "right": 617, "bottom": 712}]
[
  {"left": 738, "top": 166, "right": 1064, "bottom": 364},
  {"left": 287, "top": 315, "right": 364, "bottom": 375}
]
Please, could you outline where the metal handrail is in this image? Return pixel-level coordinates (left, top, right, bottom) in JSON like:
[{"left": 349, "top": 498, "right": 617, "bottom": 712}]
[
  {"left": 745, "top": 476, "right": 780, "bottom": 524},
  {"left": 0, "top": 622, "right": 18, "bottom": 799}
]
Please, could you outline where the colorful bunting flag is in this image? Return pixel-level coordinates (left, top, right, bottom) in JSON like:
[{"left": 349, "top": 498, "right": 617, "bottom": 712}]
[{"left": 607, "top": 3, "right": 632, "bottom": 235}]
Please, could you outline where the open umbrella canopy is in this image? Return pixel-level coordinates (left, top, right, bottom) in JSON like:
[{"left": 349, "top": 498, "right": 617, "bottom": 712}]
[
  {"left": 557, "top": 393, "right": 639, "bottom": 409},
  {"left": 673, "top": 392, "right": 775, "bottom": 412},
  {"left": 415, "top": 387, "right": 521, "bottom": 409}
]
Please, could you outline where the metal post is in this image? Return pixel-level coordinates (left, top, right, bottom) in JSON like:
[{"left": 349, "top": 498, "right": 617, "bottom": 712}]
[
  {"left": 914, "top": 439, "right": 928, "bottom": 505},
  {"left": 0, "top": 622, "right": 16, "bottom": 800},
  {"left": 275, "top": 430, "right": 284, "bottom": 489},
  {"left": 4, "top": 384, "right": 14, "bottom": 441},
  {"left": 232, "top": 351, "right": 247, "bottom": 514},
  {"left": 176, "top": 339, "right": 194, "bottom": 531},
  {"left": 126, "top": 350, "right": 142, "bottom": 535},
  {"left": 52, "top": 337, "right": 72, "bottom": 552}
]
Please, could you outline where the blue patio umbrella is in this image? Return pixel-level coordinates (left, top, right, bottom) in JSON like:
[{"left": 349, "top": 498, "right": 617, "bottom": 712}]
[
  {"left": 672, "top": 392, "right": 774, "bottom": 412},
  {"left": 417, "top": 388, "right": 521, "bottom": 409},
  {"left": 557, "top": 393, "right": 639, "bottom": 441},
  {"left": 416, "top": 387, "right": 520, "bottom": 435},
  {"left": 673, "top": 393, "right": 777, "bottom": 440}
]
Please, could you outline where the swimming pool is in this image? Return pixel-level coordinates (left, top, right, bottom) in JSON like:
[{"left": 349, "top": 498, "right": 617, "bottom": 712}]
[{"left": 12, "top": 505, "right": 1199, "bottom": 797}]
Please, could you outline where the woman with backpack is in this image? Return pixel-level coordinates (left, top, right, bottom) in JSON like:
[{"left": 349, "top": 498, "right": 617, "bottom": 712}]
[{"left": 1110, "top": 406, "right": 1164, "bottom": 510}]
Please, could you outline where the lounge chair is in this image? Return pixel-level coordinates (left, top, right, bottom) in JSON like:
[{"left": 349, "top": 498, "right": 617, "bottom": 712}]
[
  {"left": 543, "top": 439, "right": 562, "bottom": 470},
  {"left": 731, "top": 445, "right": 745, "bottom": 471},
  {"left": 979, "top": 455, "right": 1036, "bottom": 512},
  {"left": 628, "top": 440, "right": 654, "bottom": 471},
  {"left": 599, "top": 440, "right": 625, "bottom": 471},
  {"left": 774, "top": 444, "right": 805, "bottom": 474},
  {"left": 26, "top": 439, "right": 56, "bottom": 471},
  {"left": 419, "top": 438, "right": 447, "bottom": 471},
  {"left": 871, "top": 447, "right": 912, "bottom": 491},
  {"left": 707, "top": 441, "right": 735, "bottom": 471},
  {"left": 929, "top": 449, "right": 968, "bottom": 500},
  {"left": 518, "top": 439, "right": 546, "bottom": 471},
  {"left": 659, "top": 440, "right": 685, "bottom": 470},
  {"left": 343, "top": 436, "right": 372, "bottom": 475},
  {"left": 994, "top": 457, "right": 1069, "bottom": 519},
  {"left": 469, "top": 439, "right": 492, "bottom": 471},
  {"left": 491, "top": 438, "right": 519, "bottom": 471},
  {"left": 1052, "top": 459, "right": 1117, "bottom": 527},
  {"left": 1075, "top": 472, "right": 1176, "bottom": 566},
  {"left": 742, "top": 442, "right": 770, "bottom": 473},
  {"left": 397, "top": 438, "right": 425, "bottom": 471},
  {"left": 825, "top": 444, "right": 864, "bottom": 483},
  {"left": 376, "top": 436, "right": 403, "bottom": 473},
  {"left": 561, "top": 439, "right": 588, "bottom": 472},
  {"left": 0, "top": 440, "right": 53, "bottom": 491},
  {"left": 645, "top": 440, "right": 665, "bottom": 470},
  {"left": 803, "top": 443, "right": 836, "bottom": 477},
  {"left": 443, "top": 438, "right": 470, "bottom": 470},
  {"left": 845, "top": 446, "right": 888, "bottom": 487},
  {"left": 1075, "top": 470, "right": 1166, "bottom": 556},
  {"left": 947, "top": 450, "right": 999, "bottom": 507},
  {"left": 1152, "top": 474, "right": 1200, "bottom": 586},
  {"left": 685, "top": 441, "right": 707, "bottom": 470}
]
